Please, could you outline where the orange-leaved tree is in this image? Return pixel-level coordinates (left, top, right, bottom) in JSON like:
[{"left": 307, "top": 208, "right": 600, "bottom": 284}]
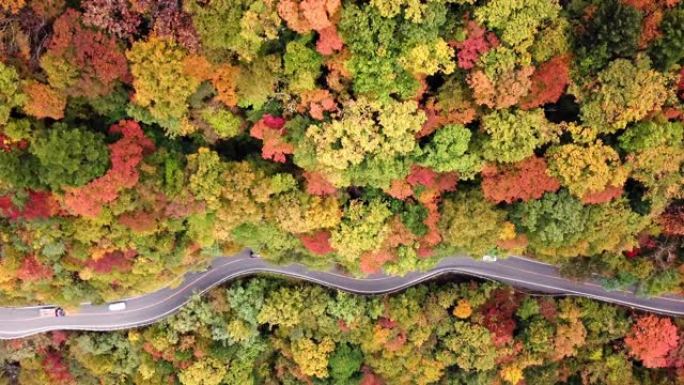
[
  {"left": 63, "top": 120, "right": 155, "bottom": 217},
  {"left": 625, "top": 314, "right": 679, "bottom": 368}
]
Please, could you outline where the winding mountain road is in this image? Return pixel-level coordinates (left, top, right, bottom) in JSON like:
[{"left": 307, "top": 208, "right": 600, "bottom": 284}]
[{"left": 1, "top": 250, "right": 683, "bottom": 339}]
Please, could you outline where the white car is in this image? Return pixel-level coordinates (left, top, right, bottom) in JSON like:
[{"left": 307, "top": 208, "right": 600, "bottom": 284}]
[
  {"left": 107, "top": 302, "right": 127, "bottom": 311},
  {"left": 482, "top": 255, "right": 498, "bottom": 262},
  {"left": 39, "top": 307, "right": 65, "bottom": 317}
]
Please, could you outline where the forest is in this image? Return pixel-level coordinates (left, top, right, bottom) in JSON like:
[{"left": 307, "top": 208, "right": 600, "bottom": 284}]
[
  {"left": 0, "top": 0, "right": 683, "bottom": 306},
  {"left": 2, "top": 278, "right": 684, "bottom": 385}
]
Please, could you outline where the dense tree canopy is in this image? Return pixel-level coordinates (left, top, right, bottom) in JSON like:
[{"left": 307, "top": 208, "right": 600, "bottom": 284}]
[
  {"left": 0, "top": 0, "right": 682, "bottom": 306},
  {"left": 2, "top": 277, "right": 684, "bottom": 385}
]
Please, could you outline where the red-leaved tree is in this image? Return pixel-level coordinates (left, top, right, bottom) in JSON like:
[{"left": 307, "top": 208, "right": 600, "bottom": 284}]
[
  {"left": 0, "top": 134, "right": 28, "bottom": 152},
  {"left": 388, "top": 166, "right": 458, "bottom": 255},
  {"left": 298, "top": 89, "right": 337, "bottom": 120},
  {"left": 519, "top": 55, "right": 570, "bottom": 110},
  {"left": 278, "top": 0, "right": 344, "bottom": 55},
  {"left": 118, "top": 210, "right": 158, "bottom": 232},
  {"left": 581, "top": 185, "right": 624, "bottom": 204},
  {"left": 481, "top": 157, "right": 560, "bottom": 203},
  {"left": 625, "top": 314, "right": 680, "bottom": 368},
  {"left": 86, "top": 250, "right": 137, "bottom": 274},
  {"left": 452, "top": 20, "right": 499, "bottom": 70},
  {"left": 299, "top": 230, "right": 335, "bottom": 255},
  {"left": 303, "top": 171, "right": 337, "bottom": 196},
  {"left": 250, "top": 115, "right": 294, "bottom": 163},
  {"left": 480, "top": 288, "right": 520, "bottom": 347},
  {"left": 0, "top": 191, "right": 58, "bottom": 221},
  {"left": 153, "top": 7, "right": 200, "bottom": 52},
  {"left": 47, "top": 9, "right": 130, "bottom": 98},
  {"left": 359, "top": 250, "right": 394, "bottom": 275},
  {"left": 16, "top": 255, "right": 53, "bottom": 282},
  {"left": 360, "top": 367, "right": 385, "bottom": 385},
  {"left": 63, "top": 120, "right": 155, "bottom": 217},
  {"left": 43, "top": 351, "right": 74, "bottom": 384}
]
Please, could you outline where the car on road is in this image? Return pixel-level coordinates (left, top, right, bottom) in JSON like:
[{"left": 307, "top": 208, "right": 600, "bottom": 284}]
[
  {"left": 39, "top": 307, "right": 65, "bottom": 317},
  {"left": 108, "top": 302, "right": 127, "bottom": 311},
  {"left": 482, "top": 255, "right": 498, "bottom": 262}
]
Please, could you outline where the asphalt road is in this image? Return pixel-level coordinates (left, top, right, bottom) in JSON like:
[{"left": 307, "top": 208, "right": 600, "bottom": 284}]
[{"left": 1, "top": 250, "right": 683, "bottom": 339}]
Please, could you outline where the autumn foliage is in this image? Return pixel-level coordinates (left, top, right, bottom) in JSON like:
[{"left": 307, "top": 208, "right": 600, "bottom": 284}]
[
  {"left": 660, "top": 204, "right": 684, "bottom": 235},
  {"left": 3, "top": 276, "right": 684, "bottom": 385},
  {"left": 580, "top": 185, "right": 624, "bottom": 204},
  {"left": 520, "top": 55, "right": 570, "bottom": 109},
  {"left": 625, "top": 314, "right": 680, "bottom": 368},
  {"left": 481, "top": 157, "right": 560, "bottom": 203},
  {"left": 0, "top": 0, "right": 683, "bottom": 310},
  {"left": 45, "top": 9, "right": 130, "bottom": 97},
  {"left": 82, "top": 0, "right": 142, "bottom": 41},
  {"left": 250, "top": 114, "right": 294, "bottom": 163},
  {"left": 43, "top": 351, "right": 74, "bottom": 384},
  {"left": 299, "top": 230, "right": 335, "bottom": 255},
  {"left": 63, "top": 120, "right": 155, "bottom": 217},
  {"left": 211, "top": 65, "right": 240, "bottom": 107},
  {"left": 22, "top": 82, "right": 66, "bottom": 120},
  {"left": 303, "top": 171, "right": 337, "bottom": 196},
  {"left": 278, "top": 0, "right": 344, "bottom": 55},
  {"left": 86, "top": 250, "right": 137, "bottom": 274},
  {"left": 0, "top": 2, "right": 682, "bottom": 383},
  {"left": 453, "top": 20, "right": 499, "bottom": 70},
  {"left": 16, "top": 255, "right": 53, "bottom": 282},
  {"left": 0, "top": 191, "right": 58, "bottom": 221}
]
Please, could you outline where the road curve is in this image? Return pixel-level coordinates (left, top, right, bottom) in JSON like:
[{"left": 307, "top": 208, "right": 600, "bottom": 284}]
[{"left": 1, "top": 250, "right": 683, "bottom": 339}]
